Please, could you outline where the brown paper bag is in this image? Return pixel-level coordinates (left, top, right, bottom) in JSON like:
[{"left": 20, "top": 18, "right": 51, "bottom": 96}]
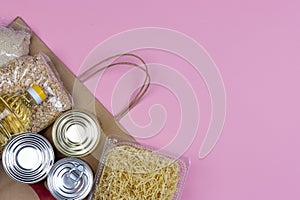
[{"left": 0, "top": 17, "right": 135, "bottom": 200}]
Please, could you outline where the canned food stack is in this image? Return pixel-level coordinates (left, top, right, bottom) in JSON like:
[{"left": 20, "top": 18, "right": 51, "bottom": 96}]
[
  {"left": 49, "top": 110, "right": 101, "bottom": 199},
  {"left": 0, "top": 22, "right": 97, "bottom": 199},
  {"left": 1, "top": 109, "right": 101, "bottom": 200}
]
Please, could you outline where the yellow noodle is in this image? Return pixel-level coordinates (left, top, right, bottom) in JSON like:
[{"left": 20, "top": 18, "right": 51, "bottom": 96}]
[{"left": 93, "top": 145, "right": 180, "bottom": 200}]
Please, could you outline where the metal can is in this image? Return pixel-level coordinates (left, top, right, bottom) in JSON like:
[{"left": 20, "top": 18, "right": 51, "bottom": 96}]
[
  {"left": 47, "top": 157, "right": 94, "bottom": 200},
  {"left": 52, "top": 109, "right": 101, "bottom": 157},
  {"left": 2, "top": 132, "right": 55, "bottom": 184}
]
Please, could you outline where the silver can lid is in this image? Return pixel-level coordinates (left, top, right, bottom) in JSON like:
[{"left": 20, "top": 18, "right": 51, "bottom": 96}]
[
  {"left": 52, "top": 109, "right": 101, "bottom": 157},
  {"left": 47, "top": 157, "right": 94, "bottom": 200},
  {"left": 2, "top": 132, "right": 55, "bottom": 184}
]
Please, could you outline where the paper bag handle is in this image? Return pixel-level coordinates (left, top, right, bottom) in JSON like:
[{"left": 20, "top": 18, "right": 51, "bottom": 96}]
[{"left": 78, "top": 54, "right": 150, "bottom": 121}]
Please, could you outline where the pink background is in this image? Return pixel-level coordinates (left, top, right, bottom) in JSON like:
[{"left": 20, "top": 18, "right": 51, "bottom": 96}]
[{"left": 1, "top": 0, "right": 300, "bottom": 199}]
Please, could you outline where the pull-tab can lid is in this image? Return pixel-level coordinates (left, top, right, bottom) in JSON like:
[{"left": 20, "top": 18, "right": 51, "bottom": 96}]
[
  {"left": 2, "top": 132, "right": 55, "bottom": 184},
  {"left": 47, "top": 157, "right": 94, "bottom": 200}
]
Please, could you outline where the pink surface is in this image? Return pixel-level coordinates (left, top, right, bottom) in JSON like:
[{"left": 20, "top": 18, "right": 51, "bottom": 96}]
[{"left": 1, "top": 0, "right": 300, "bottom": 199}]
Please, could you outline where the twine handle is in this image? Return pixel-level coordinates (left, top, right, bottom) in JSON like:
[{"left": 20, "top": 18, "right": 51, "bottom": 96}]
[{"left": 78, "top": 54, "right": 150, "bottom": 120}]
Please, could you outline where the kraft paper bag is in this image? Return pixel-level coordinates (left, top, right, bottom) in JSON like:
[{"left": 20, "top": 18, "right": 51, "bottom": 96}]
[{"left": 0, "top": 17, "right": 131, "bottom": 200}]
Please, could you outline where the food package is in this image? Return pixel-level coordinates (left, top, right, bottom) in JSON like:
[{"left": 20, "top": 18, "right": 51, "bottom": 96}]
[
  {"left": 0, "top": 24, "right": 31, "bottom": 66},
  {"left": 90, "top": 137, "right": 188, "bottom": 200},
  {"left": 0, "top": 16, "right": 133, "bottom": 200},
  {"left": 0, "top": 52, "right": 72, "bottom": 133}
]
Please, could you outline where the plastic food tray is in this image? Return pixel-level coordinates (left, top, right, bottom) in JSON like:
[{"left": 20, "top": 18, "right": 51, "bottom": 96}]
[{"left": 89, "top": 136, "right": 189, "bottom": 200}]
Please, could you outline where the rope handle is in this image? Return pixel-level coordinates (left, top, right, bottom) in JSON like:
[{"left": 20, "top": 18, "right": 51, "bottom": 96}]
[{"left": 78, "top": 54, "right": 150, "bottom": 120}]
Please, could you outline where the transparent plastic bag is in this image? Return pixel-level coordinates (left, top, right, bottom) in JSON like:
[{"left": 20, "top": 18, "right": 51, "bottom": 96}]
[
  {"left": 0, "top": 23, "right": 31, "bottom": 67},
  {"left": 0, "top": 52, "right": 72, "bottom": 132}
]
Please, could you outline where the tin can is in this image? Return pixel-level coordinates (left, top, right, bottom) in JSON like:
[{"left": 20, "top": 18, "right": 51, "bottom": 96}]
[
  {"left": 47, "top": 157, "right": 94, "bottom": 200},
  {"left": 2, "top": 132, "right": 55, "bottom": 184},
  {"left": 52, "top": 109, "right": 101, "bottom": 157}
]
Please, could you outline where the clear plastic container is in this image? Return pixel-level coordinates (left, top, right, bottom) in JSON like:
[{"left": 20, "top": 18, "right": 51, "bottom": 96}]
[{"left": 89, "top": 136, "right": 189, "bottom": 200}]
